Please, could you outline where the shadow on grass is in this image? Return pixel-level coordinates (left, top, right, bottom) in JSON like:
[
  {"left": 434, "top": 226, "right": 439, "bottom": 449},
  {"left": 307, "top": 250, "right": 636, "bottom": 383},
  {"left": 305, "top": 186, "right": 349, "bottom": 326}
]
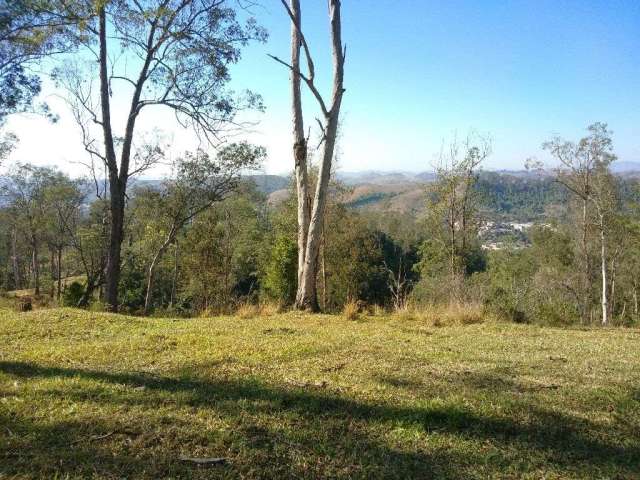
[{"left": 1, "top": 360, "right": 639, "bottom": 479}]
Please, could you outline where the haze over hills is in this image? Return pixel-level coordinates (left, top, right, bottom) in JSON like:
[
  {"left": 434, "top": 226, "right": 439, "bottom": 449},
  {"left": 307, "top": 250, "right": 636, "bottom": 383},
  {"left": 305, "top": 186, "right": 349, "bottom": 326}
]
[
  {"left": 610, "top": 161, "right": 640, "bottom": 173},
  {"left": 262, "top": 162, "right": 640, "bottom": 217},
  {"left": 14, "top": 162, "right": 639, "bottom": 214}
]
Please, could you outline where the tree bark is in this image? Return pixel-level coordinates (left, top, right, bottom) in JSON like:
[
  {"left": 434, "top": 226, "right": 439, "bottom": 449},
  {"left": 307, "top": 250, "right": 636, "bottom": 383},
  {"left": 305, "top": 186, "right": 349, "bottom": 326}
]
[
  {"left": 296, "top": 107, "right": 341, "bottom": 311},
  {"left": 49, "top": 248, "right": 55, "bottom": 298},
  {"left": 144, "top": 234, "right": 174, "bottom": 315},
  {"left": 100, "top": 3, "right": 156, "bottom": 312},
  {"left": 105, "top": 182, "right": 125, "bottom": 311},
  {"left": 581, "top": 197, "right": 592, "bottom": 324},
  {"left": 321, "top": 222, "right": 327, "bottom": 309},
  {"left": 78, "top": 276, "right": 97, "bottom": 307},
  {"left": 11, "top": 227, "right": 20, "bottom": 290},
  {"left": 610, "top": 256, "right": 616, "bottom": 318},
  {"left": 31, "top": 237, "right": 40, "bottom": 296},
  {"left": 288, "top": 0, "right": 311, "bottom": 292},
  {"left": 292, "top": 0, "right": 345, "bottom": 311},
  {"left": 600, "top": 220, "right": 608, "bottom": 325},
  {"left": 98, "top": 6, "right": 123, "bottom": 312},
  {"left": 56, "top": 246, "right": 62, "bottom": 301},
  {"left": 170, "top": 240, "right": 179, "bottom": 308}
]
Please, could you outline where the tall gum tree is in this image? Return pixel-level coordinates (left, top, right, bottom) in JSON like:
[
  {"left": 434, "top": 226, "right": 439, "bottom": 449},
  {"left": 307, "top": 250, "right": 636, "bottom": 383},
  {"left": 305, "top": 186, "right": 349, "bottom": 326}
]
[
  {"left": 271, "top": 0, "right": 346, "bottom": 311},
  {"left": 53, "top": 0, "right": 266, "bottom": 311},
  {"left": 544, "top": 122, "right": 617, "bottom": 325}
]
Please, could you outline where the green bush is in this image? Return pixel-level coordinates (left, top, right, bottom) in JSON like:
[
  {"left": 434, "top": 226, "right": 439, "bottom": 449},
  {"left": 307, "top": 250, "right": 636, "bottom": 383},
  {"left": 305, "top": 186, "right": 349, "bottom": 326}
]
[
  {"left": 485, "top": 286, "right": 527, "bottom": 323},
  {"left": 118, "top": 253, "right": 147, "bottom": 312},
  {"left": 62, "top": 281, "right": 85, "bottom": 307},
  {"left": 263, "top": 234, "right": 297, "bottom": 305}
]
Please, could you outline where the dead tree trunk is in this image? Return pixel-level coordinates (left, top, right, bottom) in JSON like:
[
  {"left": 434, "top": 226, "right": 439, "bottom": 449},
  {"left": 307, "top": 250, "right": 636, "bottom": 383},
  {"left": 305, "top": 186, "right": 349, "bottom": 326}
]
[
  {"left": 11, "top": 227, "right": 21, "bottom": 290},
  {"left": 170, "top": 241, "right": 179, "bottom": 308},
  {"left": 633, "top": 279, "right": 638, "bottom": 320},
  {"left": 599, "top": 216, "right": 608, "bottom": 326},
  {"left": 288, "top": 0, "right": 311, "bottom": 292},
  {"left": 31, "top": 236, "right": 40, "bottom": 296},
  {"left": 78, "top": 276, "right": 97, "bottom": 307},
  {"left": 144, "top": 229, "right": 175, "bottom": 315},
  {"left": 49, "top": 248, "right": 55, "bottom": 298},
  {"left": 274, "top": 0, "right": 345, "bottom": 311},
  {"left": 56, "top": 246, "right": 62, "bottom": 301},
  {"left": 297, "top": 102, "right": 342, "bottom": 310},
  {"left": 321, "top": 221, "right": 327, "bottom": 309}
]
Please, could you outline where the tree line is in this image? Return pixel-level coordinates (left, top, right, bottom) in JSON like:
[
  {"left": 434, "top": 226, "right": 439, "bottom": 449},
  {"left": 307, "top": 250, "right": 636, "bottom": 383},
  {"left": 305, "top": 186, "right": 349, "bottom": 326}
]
[
  {"left": 1, "top": 122, "right": 638, "bottom": 326},
  {"left": 1, "top": 1, "right": 638, "bottom": 325}
]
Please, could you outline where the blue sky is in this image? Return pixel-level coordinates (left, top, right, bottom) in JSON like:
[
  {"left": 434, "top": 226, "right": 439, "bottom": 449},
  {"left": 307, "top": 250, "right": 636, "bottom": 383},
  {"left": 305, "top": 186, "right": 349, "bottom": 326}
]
[{"left": 7, "top": 0, "right": 640, "bottom": 174}]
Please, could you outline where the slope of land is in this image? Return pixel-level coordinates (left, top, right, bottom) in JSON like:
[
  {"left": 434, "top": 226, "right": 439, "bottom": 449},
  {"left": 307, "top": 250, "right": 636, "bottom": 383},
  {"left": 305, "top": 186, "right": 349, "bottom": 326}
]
[{"left": 1, "top": 308, "right": 639, "bottom": 479}]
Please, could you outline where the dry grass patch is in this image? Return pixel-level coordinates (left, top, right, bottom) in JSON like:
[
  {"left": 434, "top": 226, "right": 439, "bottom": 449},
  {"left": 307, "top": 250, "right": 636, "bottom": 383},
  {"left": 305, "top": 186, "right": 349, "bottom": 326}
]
[
  {"left": 342, "top": 300, "right": 361, "bottom": 321},
  {"left": 392, "top": 303, "right": 485, "bottom": 327},
  {"left": 235, "top": 301, "right": 283, "bottom": 319},
  {"left": 257, "top": 301, "right": 283, "bottom": 317}
]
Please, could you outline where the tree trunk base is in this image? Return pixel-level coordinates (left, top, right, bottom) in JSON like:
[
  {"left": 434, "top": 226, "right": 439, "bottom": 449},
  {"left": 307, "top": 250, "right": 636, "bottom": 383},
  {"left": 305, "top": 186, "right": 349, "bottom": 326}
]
[{"left": 295, "top": 297, "right": 320, "bottom": 313}]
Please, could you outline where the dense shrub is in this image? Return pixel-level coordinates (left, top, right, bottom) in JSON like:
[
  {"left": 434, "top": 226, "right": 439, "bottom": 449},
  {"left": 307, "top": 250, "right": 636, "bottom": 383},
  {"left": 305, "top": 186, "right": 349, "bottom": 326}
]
[{"left": 62, "top": 281, "right": 84, "bottom": 307}]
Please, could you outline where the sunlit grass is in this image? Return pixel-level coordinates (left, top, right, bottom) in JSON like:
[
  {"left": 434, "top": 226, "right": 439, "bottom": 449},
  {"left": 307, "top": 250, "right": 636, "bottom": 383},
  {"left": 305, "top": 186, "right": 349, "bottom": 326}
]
[{"left": 1, "top": 307, "right": 639, "bottom": 479}]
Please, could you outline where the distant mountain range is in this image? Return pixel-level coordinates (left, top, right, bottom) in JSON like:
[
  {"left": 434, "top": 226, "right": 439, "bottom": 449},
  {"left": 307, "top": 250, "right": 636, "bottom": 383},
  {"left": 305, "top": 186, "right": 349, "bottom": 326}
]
[
  {"left": 45, "top": 162, "right": 639, "bottom": 216},
  {"left": 245, "top": 174, "right": 289, "bottom": 194},
  {"left": 261, "top": 162, "right": 640, "bottom": 217},
  {"left": 335, "top": 171, "right": 432, "bottom": 185},
  {"left": 610, "top": 161, "right": 640, "bottom": 173},
  {"left": 332, "top": 162, "right": 640, "bottom": 185}
]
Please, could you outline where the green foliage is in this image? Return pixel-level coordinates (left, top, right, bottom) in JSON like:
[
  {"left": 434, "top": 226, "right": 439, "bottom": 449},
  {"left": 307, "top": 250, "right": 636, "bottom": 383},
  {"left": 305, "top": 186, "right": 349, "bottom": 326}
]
[
  {"left": 475, "top": 172, "right": 567, "bottom": 221},
  {"left": 0, "top": 0, "right": 74, "bottom": 123},
  {"left": 263, "top": 233, "right": 297, "bottom": 304},
  {"left": 118, "top": 252, "right": 147, "bottom": 312},
  {"left": 483, "top": 249, "right": 536, "bottom": 323},
  {"left": 179, "top": 191, "right": 265, "bottom": 312},
  {"left": 324, "top": 225, "right": 386, "bottom": 308},
  {"left": 482, "top": 227, "right": 581, "bottom": 325},
  {"left": 62, "top": 281, "right": 84, "bottom": 307},
  {"left": 1, "top": 127, "right": 638, "bottom": 325},
  {"left": 346, "top": 191, "right": 394, "bottom": 209}
]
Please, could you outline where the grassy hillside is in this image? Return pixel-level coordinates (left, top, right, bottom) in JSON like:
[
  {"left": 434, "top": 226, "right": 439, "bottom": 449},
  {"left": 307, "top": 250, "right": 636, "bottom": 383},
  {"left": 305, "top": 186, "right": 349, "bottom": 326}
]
[{"left": 1, "top": 308, "right": 639, "bottom": 479}]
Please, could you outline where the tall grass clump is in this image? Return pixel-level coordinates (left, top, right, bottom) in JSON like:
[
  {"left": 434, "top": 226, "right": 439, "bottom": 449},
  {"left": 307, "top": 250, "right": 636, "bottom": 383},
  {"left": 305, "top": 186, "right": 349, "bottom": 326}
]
[{"left": 342, "top": 299, "right": 361, "bottom": 321}]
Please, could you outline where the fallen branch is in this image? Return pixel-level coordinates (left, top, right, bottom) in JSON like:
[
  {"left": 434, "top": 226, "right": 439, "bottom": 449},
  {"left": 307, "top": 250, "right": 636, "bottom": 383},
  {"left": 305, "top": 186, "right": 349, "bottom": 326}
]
[
  {"left": 549, "top": 356, "right": 568, "bottom": 362},
  {"left": 70, "top": 431, "right": 116, "bottom": 445},
  {"left": 178, "top": 456, "right": 227, "bottom": 466},
  {"left": 286, "top": 379, "right": 328, "bottom": 389},
  {"left": 69, "top": 430, "right": 137, "bottom": 445},
  {"left": 321, "top": 362, "right": 347, "bottom": 373}
]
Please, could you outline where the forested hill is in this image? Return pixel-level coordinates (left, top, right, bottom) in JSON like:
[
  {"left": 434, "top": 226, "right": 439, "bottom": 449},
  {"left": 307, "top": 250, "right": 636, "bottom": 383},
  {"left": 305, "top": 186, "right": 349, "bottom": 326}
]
[
  {"left": 3, "top": 171, "right": 635, "bottom": 222},
  {"left": 474, "top": 172, "right": 568, "bottom": 221},
  {"left": 265, "top": 170, "right": 640, "bottom": 222}
]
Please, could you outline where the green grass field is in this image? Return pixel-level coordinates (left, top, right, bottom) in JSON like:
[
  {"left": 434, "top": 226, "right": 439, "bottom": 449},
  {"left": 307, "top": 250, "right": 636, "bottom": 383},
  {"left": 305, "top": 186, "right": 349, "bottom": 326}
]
[{"left": 1, "top": 308, "right": 639, "bottom": 479}]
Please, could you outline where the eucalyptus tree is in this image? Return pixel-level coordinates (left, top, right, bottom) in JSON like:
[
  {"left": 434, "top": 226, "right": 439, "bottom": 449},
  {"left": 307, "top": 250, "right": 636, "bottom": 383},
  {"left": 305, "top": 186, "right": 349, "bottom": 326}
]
[
  {"left": 0, "top": 163, "right": 58, "bottom": 295},
  {"left": 53, "top": 0, "right": 266, "bottom": 311},
  {"left": 544, "top": 123, "right": 617, "bottom": 324},
  {"left": 66, "top": 197, "right": 110, "bottom": 307},
  {"left": 420, "top": 134, "right": 490, "bottom": 302},
  {"left": 589, "top": 159, "right": 618, "bottom": 325},
  {"left": 42, "top": 174, "right": 85, "bottom": 300},
  {"left": 271, "top": 0, "right": 346, "bottom": 311},
  {"left": 0, "top": 0, "right": 74, "bottom": 163},
  {"left": 0, "top": 0, "right": 72, "bottom": 121}
]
